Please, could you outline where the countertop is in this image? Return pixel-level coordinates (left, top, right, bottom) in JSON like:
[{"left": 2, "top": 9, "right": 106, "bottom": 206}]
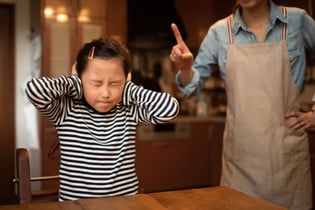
[
  {"left": 171, "top": 115, "right": 226, "bottom": 123},
  {"left": 0, "top": 186, "right": 287, "bottom": 210}
]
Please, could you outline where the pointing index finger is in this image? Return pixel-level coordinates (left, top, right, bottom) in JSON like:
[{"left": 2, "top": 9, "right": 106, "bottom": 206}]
[{"left": 171, "top": 23, "right": 184, "bottom": 45}]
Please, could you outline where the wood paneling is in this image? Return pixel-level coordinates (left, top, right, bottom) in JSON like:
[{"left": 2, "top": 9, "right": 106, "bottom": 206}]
[
  {"left": 0, "top": 3, "right": 16, "bottom": 205},
  {"left": 308, "top": 130, "right": 315, "bottom": 208}
]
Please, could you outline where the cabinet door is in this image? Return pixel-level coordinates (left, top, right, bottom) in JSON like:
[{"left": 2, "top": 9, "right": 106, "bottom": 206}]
[
  {"left": 308, "top": 130, "right": 315, "bottom": 208},
  {"left": 135, "top": 122, "right": 213, "bottom": 193},
  {"left": 42, "top": 0, "right": 73, "bottom": 77},
  {"left": 208, "top": 122, "right": 225, "bottom": 186},
  {"left": 106, "top": 0, "right": 127, "bottom": 42},
  {"left": 76, "top": 19, "right": 107, "bottom": 48},
  {"left": 78, "top": 0, "right": 107, "bottom": 19},
  {"left": 76, "top": 0, "right": 107, "bottom": 48}
]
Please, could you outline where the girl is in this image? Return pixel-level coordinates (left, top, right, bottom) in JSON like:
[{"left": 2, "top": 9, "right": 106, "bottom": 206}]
[{"left": 25, "top": 38, "right": 179, "bottom": 201}]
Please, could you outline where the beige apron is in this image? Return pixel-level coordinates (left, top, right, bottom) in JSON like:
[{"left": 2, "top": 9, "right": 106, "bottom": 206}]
[{"left": 221, "top": 12, "right": 312, "bottom": 210}]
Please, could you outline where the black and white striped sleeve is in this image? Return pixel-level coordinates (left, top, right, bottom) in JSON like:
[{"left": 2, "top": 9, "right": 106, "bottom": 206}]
[
  {"left": 25, "top": 75, "right": 82, "bottom": 125},
  {"left": 122, "top": 81, "right": 179, "bottom": 124}
]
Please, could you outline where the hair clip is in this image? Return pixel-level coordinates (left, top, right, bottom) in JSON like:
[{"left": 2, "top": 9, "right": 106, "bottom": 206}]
[{"left": 88, "top": 46, "right": 95, "bottom": 60}]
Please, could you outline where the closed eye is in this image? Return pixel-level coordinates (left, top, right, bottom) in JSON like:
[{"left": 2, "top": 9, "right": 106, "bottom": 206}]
[
  {"left": 91, "top": 81, "right": 102, "bottom": 86},
  {"left": 109, "top": 81, "right": 122, "bottom": 86}
]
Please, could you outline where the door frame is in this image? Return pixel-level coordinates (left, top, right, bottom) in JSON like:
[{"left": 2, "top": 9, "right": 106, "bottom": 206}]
[{"left": 0, "top": 3, "right": 16, "bottom": 205}]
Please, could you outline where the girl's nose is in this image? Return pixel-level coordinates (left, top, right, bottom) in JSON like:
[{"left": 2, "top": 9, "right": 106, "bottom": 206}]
[{"left": 100, "top": 88, "right": 110, "bottom": 98}]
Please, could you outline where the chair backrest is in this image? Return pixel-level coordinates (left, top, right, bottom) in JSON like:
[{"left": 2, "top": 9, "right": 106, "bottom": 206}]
[
  {"left": 16, "top": 148, "right": 32, "bottom": 203},
  {"left": 15, "top": 148, "right": 59, "bottom": 204}
]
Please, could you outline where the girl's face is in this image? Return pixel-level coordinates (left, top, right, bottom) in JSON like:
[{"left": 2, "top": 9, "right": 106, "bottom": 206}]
[
  {"left": 81, "top": 57, "right": 126, "bottom": 113},
  {"left": 237, "top": 0, "right": 268, "bottom": 10}
]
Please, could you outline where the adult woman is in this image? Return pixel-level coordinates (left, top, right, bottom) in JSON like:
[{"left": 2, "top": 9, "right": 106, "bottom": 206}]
[{"left": 170, "top": 0, "right": 315, "bottom": 209}]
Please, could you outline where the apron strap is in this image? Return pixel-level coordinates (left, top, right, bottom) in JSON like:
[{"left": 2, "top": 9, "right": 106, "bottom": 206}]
[
  {"left": 281, "top": 7, "right": 287, "bottom": 40},
  {"left": 227, "top": 7, "right": 288, "bottom": 44},
  {"left": 227, "top": 15, "right": 234, "bottom": 45}
]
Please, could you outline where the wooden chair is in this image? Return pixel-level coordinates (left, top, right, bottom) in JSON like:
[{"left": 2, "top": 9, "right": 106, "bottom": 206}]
[{"left": 14, "top": 148, "right": 59, "bottom": 204}]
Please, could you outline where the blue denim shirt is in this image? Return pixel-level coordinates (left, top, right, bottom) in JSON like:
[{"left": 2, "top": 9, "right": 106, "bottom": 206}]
[{"left": 176, "top": 1, "right": 315, "bottom": 96}]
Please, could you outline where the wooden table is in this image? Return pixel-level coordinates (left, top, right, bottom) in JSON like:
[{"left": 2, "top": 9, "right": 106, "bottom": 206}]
[{"left": 0, "top": 186, "right": 287, "bottom": 210}]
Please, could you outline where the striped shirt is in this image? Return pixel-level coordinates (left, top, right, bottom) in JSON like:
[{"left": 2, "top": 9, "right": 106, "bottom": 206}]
[{"left": 25, "top": 75, "right": 179, "bottom": 201}]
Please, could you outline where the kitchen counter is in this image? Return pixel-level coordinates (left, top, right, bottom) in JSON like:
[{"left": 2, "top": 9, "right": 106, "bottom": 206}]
[
  {"left": 170, "top": 115, "right": 226, "bottom": 123},
  {"left": 136, "top": 116, "right": 225, "bottom": 141},
  {"left": 136, "top": 119, "right": 225, "bottom": 192}
]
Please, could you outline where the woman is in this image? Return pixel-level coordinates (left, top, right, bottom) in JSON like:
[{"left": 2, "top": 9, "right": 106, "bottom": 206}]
[{"left": 170, "top": 0, "right": 315, "bottom": 209}]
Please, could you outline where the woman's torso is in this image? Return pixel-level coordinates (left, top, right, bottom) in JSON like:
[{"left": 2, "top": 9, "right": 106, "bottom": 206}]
[{"left": 193, "top": 2, "right": 314, "bottom": 90}]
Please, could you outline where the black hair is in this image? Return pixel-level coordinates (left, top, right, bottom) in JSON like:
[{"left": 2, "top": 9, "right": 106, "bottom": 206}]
[
  {"left": 75, "top": 38, "right": 131, "bottom": 78},
  {"left": 232, "top": 2, "right": 240, "bottom": 14}
]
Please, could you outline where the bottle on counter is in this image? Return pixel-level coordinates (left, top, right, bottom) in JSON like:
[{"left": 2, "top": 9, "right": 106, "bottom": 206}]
[
  {"left": 196, "top": 93, "right": 208, "bottom": 118},
  {"left": 312, "top": 93, "right": 315, "bottom": 115}
]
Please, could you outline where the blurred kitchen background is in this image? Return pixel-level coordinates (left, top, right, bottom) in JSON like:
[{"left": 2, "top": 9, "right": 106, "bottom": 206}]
[{"left": 0, "top": 0, "right": 314, "bottom": 205}]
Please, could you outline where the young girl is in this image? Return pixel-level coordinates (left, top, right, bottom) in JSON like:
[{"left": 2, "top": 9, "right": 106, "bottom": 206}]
[{"left": 25, "top": 38, "right": 179, "bottom": 201}]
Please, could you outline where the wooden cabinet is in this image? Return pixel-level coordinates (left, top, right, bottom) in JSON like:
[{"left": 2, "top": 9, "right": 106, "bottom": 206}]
[
  {"left": 135, "top": 119, "right": 225, "bottom": 193},
  {"left": 308, "top": 129, "right": 315, "bottom": 208},
  {"left": 135, "top": 122, "right": 212, "bottom": 193}
]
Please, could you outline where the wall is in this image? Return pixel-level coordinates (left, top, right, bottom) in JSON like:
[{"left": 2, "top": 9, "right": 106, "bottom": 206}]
[
  {"left": 14, "top": 0, "right": 43, "bottom": 190},
  {"left": 0, "top": 0, "right": 42, "bottom": 191},
  {"left": 13, "top": 0, "right": 31, "bottom": 148}
]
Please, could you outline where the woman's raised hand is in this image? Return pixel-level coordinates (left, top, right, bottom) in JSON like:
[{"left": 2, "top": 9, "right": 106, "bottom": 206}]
[{"left": 170, "top": 23, "right": 193, "bottom": 72}]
